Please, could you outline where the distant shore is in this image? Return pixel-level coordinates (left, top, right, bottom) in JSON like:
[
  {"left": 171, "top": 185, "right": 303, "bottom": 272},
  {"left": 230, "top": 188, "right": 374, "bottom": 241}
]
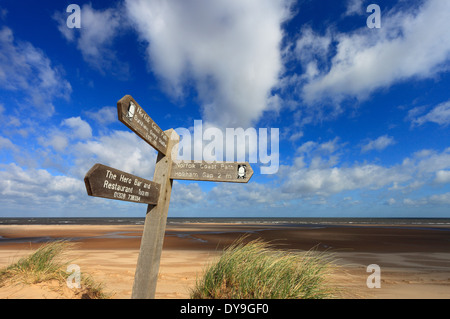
[
  {"left": 1, "top": 222, "right": 449, "bottom": 298},
  {"left": 1, "top": 217, "right": 450, "bottom": 226}
]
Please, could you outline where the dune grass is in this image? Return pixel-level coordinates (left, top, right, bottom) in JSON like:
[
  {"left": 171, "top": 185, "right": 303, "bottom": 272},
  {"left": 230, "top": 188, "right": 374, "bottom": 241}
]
[
  {"left": 0, "top": 241, "right": 108, "bottom": 299},
  {"left": 191, "top": 237, "right": 337, "bottom": 299}
]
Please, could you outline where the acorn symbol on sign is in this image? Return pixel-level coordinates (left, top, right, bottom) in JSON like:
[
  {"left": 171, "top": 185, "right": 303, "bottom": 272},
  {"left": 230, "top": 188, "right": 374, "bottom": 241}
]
[
  {"left": 127, "top": 101, "right": 136, "bottom": 121},
  {"left": 237, "top": 165, "right": 246, "bottom": 179}
]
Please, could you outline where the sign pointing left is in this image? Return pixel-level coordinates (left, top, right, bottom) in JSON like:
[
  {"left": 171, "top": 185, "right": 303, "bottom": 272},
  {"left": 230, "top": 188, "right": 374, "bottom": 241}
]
[
  {"left": 84, "top": 163, "right": 161, "bottom": 205},
  {"left": 117, "top": 95, "right": 169, "bottom": 155}
]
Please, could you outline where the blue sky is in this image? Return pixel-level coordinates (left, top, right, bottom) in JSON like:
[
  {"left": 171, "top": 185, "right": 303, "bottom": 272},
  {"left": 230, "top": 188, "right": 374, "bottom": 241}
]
[{"left": 1, "top": 0, "right": 450, "bottom": 218}]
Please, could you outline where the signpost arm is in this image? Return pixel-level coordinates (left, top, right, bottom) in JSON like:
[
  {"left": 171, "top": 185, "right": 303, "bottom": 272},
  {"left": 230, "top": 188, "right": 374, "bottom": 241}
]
[{"left": 131, "top": 129, "right": 179, "bottom": 299}]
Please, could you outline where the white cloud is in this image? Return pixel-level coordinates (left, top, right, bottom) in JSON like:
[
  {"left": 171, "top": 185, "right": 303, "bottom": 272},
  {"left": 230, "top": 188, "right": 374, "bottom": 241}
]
[
  {"left": 207, "top": 182, "right": 289, "bottom": 208},
  {"left": 386, "top": 198, "right": 396, "bottom": 205},
  {"left": 294, "top": 26, "right": 331, "bottom": 65},
  {"left": 0, "top": 26, "right": 72, "bottom": 117},
  {"left": 317, "top": 137, "right": 342, "bottom": 154},
  {"left": 428, "top": 192, "right": 450, "bottom": 205},
  {"left": 85, "top": 106, "right": 117, "bottom": 125},
  {"left": 404, "top": 192, "right": 450, "bottom": 206},
  {"left": 278, "top": 141, "right": 450, "bottom": 199},
  {"left": 4, "top": 126, "right": 450, "bottom": 215},
  {"left": 295, "top": 138, "right": 343, "bottom": 170},
  {"left": 0, "top": 163, "right": 85, "bottom": 205},
  {"left": 37, "top": 117, "right": 92, "bottom": 152},
  {"left": 288, "top": 130, "right": 304, "bottom": 142},
  {"left": 297, "top": 137, "right": 343, "bottom": 156},
  {"left": 403, "top": 198, "right": 419, "bottom": 206},
  {"left": 280, "top": 162, "right": 408, "bottom": 196},
  {"left": 0, "top": 125, "right": 161, "bottom": 215},
  {"left": 344, "top": 0, "right": 364, "bottom": 16},
  {"left": 72, "top": 130, "right": 158, "bottom": 179},
  {"left": 0, "top": 161, "right": 143, "bottom": 216},
  {"left": 296, "top": 0, "right": 450, "bottom": 105},
  {"left": 412, "top": 100, "right": 450, "bottom": 127},
  {"left": 171, "top": 182, "right": 205, "bottom": 206},
  {"left": 46, "top": 135, "right": 69, "bottom": 152},
  {"left": 55, "top": 4, "right": 127, "bottom": 75},
  {"left": 125, "top": 0, "right": 293, "bottom": 127},
  {"left": 203, "top": 139, "right": 450, "bottom": 207},
  {"left": 0, "top": 136, "right": 17, "bottom": 151},
  {"left": 62, "top": 117, "right": 93, "bottom": 140},
  {"left": 296, "top": 141, "right": 318, "bottom": 155},
  {"left": 361, "top": 135, "right": 396, "bottom": 152},
  {"left": 280, "top": 139, "right": 410, "bottom": 197},
  {"left": 407, "top": 147, "right": 450, "bottom": 176},
  {"left": 434, "top": 170, "right": 450, "bottom": 184}
]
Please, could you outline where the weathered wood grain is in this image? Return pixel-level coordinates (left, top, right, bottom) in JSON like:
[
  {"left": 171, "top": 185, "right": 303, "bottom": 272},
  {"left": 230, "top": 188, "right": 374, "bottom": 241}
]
[{"left": 131, "top": 129, "right": 179, "bottom": 299}]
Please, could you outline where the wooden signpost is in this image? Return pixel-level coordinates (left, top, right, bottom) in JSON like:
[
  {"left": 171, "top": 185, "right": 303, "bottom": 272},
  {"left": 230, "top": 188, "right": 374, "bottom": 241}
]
[{"left": 84, "top": 95, "right": 253, "bottom": 299}]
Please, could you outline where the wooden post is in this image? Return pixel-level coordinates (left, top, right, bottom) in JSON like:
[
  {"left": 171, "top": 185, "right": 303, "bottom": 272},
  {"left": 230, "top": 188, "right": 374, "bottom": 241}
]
[{"left": 131, "top": 129, "right": 179, "bottom": 299}]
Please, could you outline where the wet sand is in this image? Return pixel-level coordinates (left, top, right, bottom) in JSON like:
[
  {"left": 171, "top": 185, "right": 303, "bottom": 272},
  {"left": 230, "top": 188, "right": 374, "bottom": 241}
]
[{"left": 0, "top": 223, "right": 449, "bottom": 298}]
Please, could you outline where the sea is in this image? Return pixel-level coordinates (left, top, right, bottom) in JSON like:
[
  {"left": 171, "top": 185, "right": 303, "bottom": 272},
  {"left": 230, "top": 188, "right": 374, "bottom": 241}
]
[{"left": 0, "top": 217, "right": 450, "bottom": 226}]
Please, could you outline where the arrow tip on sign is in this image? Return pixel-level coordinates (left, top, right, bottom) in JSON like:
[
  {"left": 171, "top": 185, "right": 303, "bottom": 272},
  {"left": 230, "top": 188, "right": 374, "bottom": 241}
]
[
  {"left": 84, "top": 163, "right": 101, "bottom": 196},
  {"left": 245, "top": 162, "right": 254, "bottom": 182},
  {"left": 117, "top": 95, "right": 134, "bottom": 122}
]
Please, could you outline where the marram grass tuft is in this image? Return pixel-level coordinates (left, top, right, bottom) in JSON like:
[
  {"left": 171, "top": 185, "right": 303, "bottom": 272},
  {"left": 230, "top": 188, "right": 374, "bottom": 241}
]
[
  {"left": 0, "top": 241, "right": 109, "bottom": 299},
  {"left": 191, "top": 237, "right": 338, "bottom": 299}
]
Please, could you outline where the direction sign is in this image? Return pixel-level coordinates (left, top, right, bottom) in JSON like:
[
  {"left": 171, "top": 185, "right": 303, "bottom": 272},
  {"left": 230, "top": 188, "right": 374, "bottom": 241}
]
[
  {"left": 117, "top": 95, "right": 169, "bottom": 155},
  {"left": 84, "top": 163, "right": 161, "bottom": 205},
  {"left": 170, "top": 160, "right": 253, "bottom": 183}
]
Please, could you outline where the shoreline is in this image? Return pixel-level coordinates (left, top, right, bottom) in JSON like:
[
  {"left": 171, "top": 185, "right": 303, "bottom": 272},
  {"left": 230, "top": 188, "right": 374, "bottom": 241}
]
[
  {"left": 1, "top": 223, "right": 449, "bottom": 298},
  {"left": 2, "top": 217, "right": 450, "bottom": 227}
]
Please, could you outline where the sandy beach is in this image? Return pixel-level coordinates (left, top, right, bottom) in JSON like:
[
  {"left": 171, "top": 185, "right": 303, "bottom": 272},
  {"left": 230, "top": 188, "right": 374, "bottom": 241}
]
[{"left": 0, "top": 222, "right": 449, "bottom": 299}]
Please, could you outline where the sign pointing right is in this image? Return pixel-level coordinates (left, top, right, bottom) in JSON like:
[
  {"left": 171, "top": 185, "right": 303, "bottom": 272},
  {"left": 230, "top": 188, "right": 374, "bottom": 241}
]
[{"left": 170, "top": 160, "right": 253, "bottom": 183}]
